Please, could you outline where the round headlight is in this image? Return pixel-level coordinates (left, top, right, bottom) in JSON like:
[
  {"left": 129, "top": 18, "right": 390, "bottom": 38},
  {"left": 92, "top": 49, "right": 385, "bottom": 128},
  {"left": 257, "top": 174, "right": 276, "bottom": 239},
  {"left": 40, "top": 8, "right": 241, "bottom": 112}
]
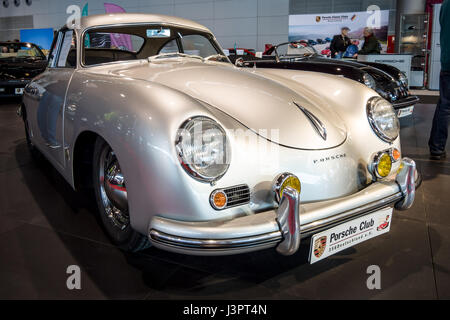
[
  {"left": 398, "top": 71, "right": 408, "bottom": 87},
  {"left": 175, "top": 117, "right": 230, "bottom": 182},
  {"left": 367, "top": 97, "right": 400, "bottom": 142},
  {"left": 363, "top": 73, "right": 376, "bottom": 89}
]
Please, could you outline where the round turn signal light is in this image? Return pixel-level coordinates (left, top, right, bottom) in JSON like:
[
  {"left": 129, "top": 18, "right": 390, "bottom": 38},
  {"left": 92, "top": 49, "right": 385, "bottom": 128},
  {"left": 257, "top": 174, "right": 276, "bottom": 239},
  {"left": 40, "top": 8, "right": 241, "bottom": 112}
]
[
  {"left": 392, "top": 148, "right": 401, "bottom": 161},
  {"left": 210, "top": 190, "right": 227, "bottom": 210}
]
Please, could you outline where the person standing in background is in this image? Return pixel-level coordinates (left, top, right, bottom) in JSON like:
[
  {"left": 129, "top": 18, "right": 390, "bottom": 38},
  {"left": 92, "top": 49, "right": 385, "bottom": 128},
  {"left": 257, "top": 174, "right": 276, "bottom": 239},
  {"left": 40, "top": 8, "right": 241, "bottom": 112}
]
[
  {"left": 354, "top": 27, "right": 381, "bottom": 57},
  {"left": 429, "top": 0, "right": 450, "bottom": 160},
  {"left": 330, "top": 27, "right": 351, "bottom": 59}
]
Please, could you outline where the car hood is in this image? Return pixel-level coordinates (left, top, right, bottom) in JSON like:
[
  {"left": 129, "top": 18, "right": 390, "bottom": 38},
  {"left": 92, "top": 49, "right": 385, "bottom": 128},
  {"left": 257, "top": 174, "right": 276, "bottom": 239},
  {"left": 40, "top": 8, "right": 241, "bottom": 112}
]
[
  {"left": 308, "top": 56, "right": 369, "bottom": 68},
  {"left": 109, "top": 59, "right": 347, "bottom": 150},
  {"left": 0, "top": 59, "right": 47, "bottom": 80}
]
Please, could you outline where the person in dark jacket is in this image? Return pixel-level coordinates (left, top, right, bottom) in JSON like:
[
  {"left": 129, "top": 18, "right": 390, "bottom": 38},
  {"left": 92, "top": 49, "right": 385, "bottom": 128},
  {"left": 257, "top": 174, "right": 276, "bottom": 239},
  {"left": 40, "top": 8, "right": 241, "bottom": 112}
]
[
  {"left": 330, "top": 27, "right": 351, "bottom": 59},
  {"left": 429, "top": 0, "right": 450, "bottom": 160},
  {"left": 354, "top": 27, "right": 381, "bottom": 56}
]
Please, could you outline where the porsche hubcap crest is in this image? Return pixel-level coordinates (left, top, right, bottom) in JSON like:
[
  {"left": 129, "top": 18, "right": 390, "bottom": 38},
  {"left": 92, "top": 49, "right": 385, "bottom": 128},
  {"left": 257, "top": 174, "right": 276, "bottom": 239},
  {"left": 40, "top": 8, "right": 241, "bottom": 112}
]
[{"left": 99, "top": 148, "right": 129, "bottom": 230}]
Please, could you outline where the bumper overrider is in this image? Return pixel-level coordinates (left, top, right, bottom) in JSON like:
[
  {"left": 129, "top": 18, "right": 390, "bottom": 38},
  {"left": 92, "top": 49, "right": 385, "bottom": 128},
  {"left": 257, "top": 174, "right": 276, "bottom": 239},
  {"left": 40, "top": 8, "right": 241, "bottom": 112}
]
[{"left": 148, "top": 158, "right": 421, "bottom": 256}]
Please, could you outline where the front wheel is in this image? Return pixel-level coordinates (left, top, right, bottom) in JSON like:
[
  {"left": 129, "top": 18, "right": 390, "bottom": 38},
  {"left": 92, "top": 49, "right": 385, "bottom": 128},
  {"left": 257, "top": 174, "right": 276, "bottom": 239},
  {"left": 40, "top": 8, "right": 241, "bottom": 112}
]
[{"left": 92, "top": 137, "right": 149, "bottom": 252}]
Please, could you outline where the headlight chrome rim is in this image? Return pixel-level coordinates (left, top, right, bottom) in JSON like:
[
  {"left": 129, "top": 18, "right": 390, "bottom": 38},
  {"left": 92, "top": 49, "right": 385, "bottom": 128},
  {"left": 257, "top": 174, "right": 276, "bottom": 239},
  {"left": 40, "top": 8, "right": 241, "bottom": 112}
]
[
  {"left": 175, "top": 116, "right": 230, "bottom": 183},
  {"left": 363, "top": 73, "right": 376, "bottom": 89},
  {"left": 398, "top": 71, "right": 408, "bottom": 87},
  {"left": 366, "top": 96, "right": 400, "bottom": 143}
]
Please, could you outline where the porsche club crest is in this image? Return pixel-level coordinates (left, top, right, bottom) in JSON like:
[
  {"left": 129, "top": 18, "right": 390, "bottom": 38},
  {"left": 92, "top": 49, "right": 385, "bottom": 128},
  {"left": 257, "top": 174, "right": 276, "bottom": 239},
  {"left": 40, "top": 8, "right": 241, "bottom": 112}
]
[
  {"left": 314, "top": 236, "right": 327, "bottom": 258},
  {"left": 316, "top": 16, "right": 321, "bottom": 23},
  {"left": 377, "top": 215, "right": 390, "bottom": 231}
]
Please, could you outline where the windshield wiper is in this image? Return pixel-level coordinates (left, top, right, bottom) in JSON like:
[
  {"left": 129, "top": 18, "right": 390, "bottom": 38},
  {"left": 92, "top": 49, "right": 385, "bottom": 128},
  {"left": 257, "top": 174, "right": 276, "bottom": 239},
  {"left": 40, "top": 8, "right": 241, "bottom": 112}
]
[{"left": 148, "top": 52, "right": 204, "bottom": 62}]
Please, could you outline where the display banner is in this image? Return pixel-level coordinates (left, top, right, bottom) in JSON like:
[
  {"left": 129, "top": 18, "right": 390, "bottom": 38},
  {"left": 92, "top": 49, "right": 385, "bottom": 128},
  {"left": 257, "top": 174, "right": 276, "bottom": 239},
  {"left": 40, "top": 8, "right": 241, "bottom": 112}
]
[
  {"left": 288, "top": 10, "right": 390, "bottom": 56},
  {"left": 104, "top": 3, "right": 132, "bottom": 51}
]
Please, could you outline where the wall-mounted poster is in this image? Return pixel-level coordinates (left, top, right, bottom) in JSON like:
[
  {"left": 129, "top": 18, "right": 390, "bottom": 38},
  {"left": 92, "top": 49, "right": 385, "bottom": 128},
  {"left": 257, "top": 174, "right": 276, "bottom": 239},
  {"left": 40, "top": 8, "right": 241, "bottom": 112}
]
[
  {"left": 20, "top": 28, "right": 54, "bottom": 55},
  {"left": 288, "top": 10, "right": 390, "bottom": 57}
]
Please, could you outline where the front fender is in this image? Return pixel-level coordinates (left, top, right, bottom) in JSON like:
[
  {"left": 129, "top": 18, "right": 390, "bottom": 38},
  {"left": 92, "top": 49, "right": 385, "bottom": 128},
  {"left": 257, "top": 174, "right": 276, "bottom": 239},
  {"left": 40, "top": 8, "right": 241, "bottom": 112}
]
[{"left": 65, "top": 70, "right": 234, "bottom": 234}]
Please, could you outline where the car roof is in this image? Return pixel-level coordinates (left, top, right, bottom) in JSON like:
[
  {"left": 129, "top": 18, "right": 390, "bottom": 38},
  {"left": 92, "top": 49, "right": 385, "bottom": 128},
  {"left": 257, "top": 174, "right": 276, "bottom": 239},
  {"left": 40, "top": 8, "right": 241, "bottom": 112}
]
[{"left": 70, "top": 13, "right": 211, "bottom": 33}]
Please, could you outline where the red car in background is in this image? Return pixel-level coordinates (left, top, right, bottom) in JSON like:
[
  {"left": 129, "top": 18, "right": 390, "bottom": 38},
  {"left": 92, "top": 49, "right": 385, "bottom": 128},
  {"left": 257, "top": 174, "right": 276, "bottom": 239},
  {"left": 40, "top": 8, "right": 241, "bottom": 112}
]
[{"left": 227, "top": 48, "right": 256, "bottom": 56}]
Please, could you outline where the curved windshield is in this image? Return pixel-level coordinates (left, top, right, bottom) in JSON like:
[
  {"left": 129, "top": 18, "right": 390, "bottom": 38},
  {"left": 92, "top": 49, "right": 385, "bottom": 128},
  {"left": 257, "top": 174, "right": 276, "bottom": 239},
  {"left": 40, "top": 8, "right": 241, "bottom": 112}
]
[
  {"left": 0, "top": 42, "right": 45, "bottom": 60},
  {"left": 83, "top": 24, "right": 228, "bottom": 66},
  {"left": 270, "top": 42, "right": 318, "bottom": 58}
]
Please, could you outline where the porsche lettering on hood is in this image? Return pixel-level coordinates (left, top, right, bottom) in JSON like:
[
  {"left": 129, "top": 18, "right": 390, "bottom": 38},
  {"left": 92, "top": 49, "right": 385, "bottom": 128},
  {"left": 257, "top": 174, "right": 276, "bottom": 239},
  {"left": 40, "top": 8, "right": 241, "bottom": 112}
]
[{"left": 112, "top": 60, "right": 347, "bottom": 150}]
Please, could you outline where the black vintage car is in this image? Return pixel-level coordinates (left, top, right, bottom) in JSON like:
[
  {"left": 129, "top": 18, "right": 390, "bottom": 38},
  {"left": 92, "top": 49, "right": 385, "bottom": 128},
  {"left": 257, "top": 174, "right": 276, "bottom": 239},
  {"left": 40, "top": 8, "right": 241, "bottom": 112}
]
[
  {"left": 0, "top": 42, "right": 47, "bottom": 98},
  {"left": 230, "top": 41, "right": 419, "bottom": 118}
]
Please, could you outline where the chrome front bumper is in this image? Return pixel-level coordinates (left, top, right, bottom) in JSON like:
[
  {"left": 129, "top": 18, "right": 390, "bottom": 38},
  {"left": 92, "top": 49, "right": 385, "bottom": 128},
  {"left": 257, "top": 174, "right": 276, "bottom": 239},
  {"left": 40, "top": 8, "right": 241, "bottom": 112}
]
[
  {"left": 392, "top": 95, "right": 420, "bottom": 110},
  {"left": 148, "top": 158, "right": 421, "bottom": 256}
]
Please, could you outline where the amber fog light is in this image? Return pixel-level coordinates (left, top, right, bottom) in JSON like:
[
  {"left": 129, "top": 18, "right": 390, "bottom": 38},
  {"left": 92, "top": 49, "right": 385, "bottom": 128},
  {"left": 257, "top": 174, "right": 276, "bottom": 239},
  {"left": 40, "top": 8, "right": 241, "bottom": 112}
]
[
  {"left": 273, "top": 173, "right": 301, "bottom": 203},
  {"left": 210, "top": 190, "right": 227, "bottom": 209},
  {"left": 373, "top": 152, "right": 392, "bottom": 178}
]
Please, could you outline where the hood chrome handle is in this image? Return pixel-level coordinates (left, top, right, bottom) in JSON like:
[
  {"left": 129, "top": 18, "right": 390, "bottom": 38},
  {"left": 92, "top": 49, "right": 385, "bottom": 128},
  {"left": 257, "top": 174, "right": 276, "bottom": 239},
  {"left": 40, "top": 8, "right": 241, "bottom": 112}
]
[{"left": 293, "top": 102, "right": 327, "bottom": 141}]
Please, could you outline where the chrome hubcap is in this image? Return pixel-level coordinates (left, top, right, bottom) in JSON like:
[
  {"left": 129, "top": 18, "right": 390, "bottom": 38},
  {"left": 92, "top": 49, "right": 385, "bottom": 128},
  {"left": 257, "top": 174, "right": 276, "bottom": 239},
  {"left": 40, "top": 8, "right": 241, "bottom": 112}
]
[{"left": 99, "top": 147, "right": 129, "bottom": 230}]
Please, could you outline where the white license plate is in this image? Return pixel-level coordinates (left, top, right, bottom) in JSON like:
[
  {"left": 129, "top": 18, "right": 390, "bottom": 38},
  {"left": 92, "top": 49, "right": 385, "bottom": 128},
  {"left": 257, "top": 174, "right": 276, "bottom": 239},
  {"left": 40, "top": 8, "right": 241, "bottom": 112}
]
[
  {"left": 397, "top": 106, "right": 414, "bottom": 118},
  {"left": 15, "top": 88, "right": 24, "bottom": 94},
  {"left": 309, "top": 207, "right": 393, "bottom": 264}
]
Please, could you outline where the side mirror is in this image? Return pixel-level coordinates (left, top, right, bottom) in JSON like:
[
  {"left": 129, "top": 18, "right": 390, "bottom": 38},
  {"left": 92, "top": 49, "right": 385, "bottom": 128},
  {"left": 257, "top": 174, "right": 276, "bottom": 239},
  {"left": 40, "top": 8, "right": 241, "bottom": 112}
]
[{"left": 234, "top": 57, "right": 244, "bottom": 67}]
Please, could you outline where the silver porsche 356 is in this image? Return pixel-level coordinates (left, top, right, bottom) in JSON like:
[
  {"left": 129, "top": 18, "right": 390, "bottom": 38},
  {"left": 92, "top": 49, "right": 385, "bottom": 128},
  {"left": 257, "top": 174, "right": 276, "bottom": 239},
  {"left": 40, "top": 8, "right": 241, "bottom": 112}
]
[{"left": 20, "top": 13, "right": 420, "bottom": 262}]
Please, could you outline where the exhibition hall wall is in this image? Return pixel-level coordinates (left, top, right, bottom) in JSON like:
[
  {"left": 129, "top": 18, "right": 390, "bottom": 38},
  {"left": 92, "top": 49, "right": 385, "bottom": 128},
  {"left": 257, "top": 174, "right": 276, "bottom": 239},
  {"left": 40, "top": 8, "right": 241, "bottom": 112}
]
[{"left": 0, "top": 0, "right": 397, "bottom": 50}]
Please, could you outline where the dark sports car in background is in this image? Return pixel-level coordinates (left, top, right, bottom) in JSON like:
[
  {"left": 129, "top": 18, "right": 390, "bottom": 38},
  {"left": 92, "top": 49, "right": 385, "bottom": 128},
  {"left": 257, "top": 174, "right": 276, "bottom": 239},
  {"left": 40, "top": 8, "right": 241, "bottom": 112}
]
[
  {"left": 228, "top": 41, "right": 419, "bottom": 118},
  {"left": 0, "top": 42, "right": 47, "bottom": 97}
]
